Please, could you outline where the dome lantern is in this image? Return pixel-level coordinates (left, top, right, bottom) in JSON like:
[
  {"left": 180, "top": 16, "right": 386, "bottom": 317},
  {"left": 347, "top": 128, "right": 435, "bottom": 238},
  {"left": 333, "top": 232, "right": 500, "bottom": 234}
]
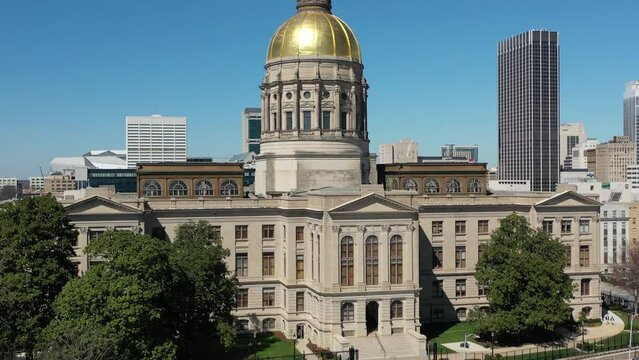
[{"left": 297, "top": 0, "right": 331, "bottom": 13}]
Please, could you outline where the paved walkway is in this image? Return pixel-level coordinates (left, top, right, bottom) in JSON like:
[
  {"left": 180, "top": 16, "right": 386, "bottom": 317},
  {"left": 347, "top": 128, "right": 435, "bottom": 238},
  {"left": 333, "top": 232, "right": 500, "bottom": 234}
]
[
  {"left": 440, "top": 311, "right": 626, "bottom": 359},
  {"left": 294, "top": 338, "right": 319, "bottom": 359}
]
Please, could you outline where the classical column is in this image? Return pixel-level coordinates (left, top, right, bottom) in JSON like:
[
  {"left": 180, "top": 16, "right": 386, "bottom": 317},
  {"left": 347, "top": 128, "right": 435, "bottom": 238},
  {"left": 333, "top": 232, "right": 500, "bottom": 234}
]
[
  {"left": 350, "top": 86, "right": 357, "bottom": 131},
  {"left": 334, "top": 88, "right": 341, "bottom": 130},
  {"left": 356, "top": 225, "right": 366, "bottom": 289},
  {"left": 380, "top": 225, "right": 391, "bottom": 287},
  {"left": 294, "top": 83, "right": 300, "bottom": 130},
  {"left": 277, "top": 87, "right": 283, "bottom": 131},
  {"left": 314, "top": 84, "right": 321, "bottom": 129},
  {"left": 265, "top": 91, "right": 271, "bottom": 132}
]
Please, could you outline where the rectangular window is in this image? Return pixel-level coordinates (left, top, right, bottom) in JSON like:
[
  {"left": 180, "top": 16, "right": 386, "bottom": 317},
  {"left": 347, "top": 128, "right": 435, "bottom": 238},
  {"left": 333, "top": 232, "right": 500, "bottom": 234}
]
[
  {"left": 565, "top": 246, "right": 572, "bottom": 267},
  {"left": 579, "top": 219, "right": 590, "bottom": 234},
  {"left": 580, "top": 279, "right": 591, "bottom": 296},
  {"left": 478, "top": 284, "right": 486, "bottom": 296},
  {"left": 478, "top": 244, "right": 485, "bottom": 261},
  {"left": 579, "top": 245, "right": 590, "bottom": 267},
  {"left": 433, "top": 308, "right": 444, "bottom": 320},
  {"left": 432, "top": 247, "right": 443, "bottom": 269},
  {"left": 455, "top": 279, "right": 466, "bottom": 297},
  {"left": 236, "top": 289, "right": 248, "bottom": 308},
  {"left": 478, "top": 220, "right": 489, "bottom": 234},
  {"left": 272, "top": 113, "right": 278, "bottom": 130},
  {"left": 296, "top": 292, "right": 304, "bottom": 312},
  {"left": 262, "top": 253, "right": 274, "bottom": 276},
  {"left": 542, "top": 220, "right": 553, "bottom": 234},
  {"left": 236, "top": 254, "right": 248, "bottom": 277},
  {"left": 235, "top": 225, "right": 248, "bottom": 241},
  {"left": 296, "top": 255, "right": 304, "bottom": 279},
  {"left": 296, "top": 226, "right": 304, "bottom": 242},
  {"left": 432, "top": 221, "right": 443, "bottom": 235},
  {"left": 322, "top": 111, "right": 331, "bottom": 130},
  {"left": 340, "top": 112, "right": 347, "bottom": 130},
  {"left": 390, "top": 239, "right": 403, "bottom": 284},
  {"left": 262, "top": 224, "right": 275, "bottom": 240},
  {"left": 455, "top": 221, "right": 466, "bottom": 235},
  {"left": 455, "top": 246, "right": 466, "bottom": 268},
  {"left": 303, "top": 111, "right": 312, "bottom": 130},
  {"left": 561, "top": 219, "right": 572, "bottom": 234},
  {"left": 286, "top": 111, "right": 293, "bottom": 130},
  {"left": 211, "top": 226, "right": 221, "bottom": 239},
  {"left": 262, "top": 288, "right": 275, "bottom": 307},
  {"left": 433, "top": 280, "right": 444, "bottom": 298},
  {"left": 340, "top": 240, "right": 354, "bottom": 286}
]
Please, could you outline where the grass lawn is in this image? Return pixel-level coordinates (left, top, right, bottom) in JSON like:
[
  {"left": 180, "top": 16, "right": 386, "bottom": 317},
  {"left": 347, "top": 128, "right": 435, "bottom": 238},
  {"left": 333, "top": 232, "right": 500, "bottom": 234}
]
[
  {"left": 423, "top": 321, "right": 476, "bottom": 344},
  {"left": 228, "top": 332, "right": 301, "bottom": 359},
  {"left": 611, "top": 310, "right": 639, "bottom": 330}
]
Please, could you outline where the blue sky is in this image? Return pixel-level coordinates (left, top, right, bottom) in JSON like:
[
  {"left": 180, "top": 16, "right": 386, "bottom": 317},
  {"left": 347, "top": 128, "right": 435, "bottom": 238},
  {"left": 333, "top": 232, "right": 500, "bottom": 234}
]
[{"left": 1, "top": 0, "right": 637, "bottom": 178}]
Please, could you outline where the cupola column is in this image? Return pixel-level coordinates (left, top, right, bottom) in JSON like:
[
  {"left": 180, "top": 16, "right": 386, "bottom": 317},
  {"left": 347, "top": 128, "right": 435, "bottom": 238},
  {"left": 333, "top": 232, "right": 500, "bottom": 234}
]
[{"left": 314, "top": 84, "right": 321, "bottom": 129}]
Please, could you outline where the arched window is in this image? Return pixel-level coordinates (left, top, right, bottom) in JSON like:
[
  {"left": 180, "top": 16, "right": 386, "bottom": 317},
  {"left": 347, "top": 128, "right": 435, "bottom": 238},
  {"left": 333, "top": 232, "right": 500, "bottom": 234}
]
[
  {"left": 341, "top": 302, "right": 354, "bottom": 321},
  {"left": 142, "top": 180, "right": 162, "bottom": 197},
  {"left": 446, "top": 178, "right": 461, "bottom": 193},
  {"left": 221, "top": 180, "right": 239, "bottom": 196},
  {"left": 389, "top": 235, "right": 403, "bottom": 284},
  {"left": 237, "top": 319, "right": 249, "bottom": 332},
  {"left": 168, "top": 180, "right": 188, "bottom": 197},
  {"left": 425, "top": 179, "right": 440, "bottom": 194},
  {"left": 467, "top": 178, "right": 482, "bottom": 193},
  {"left": 403, "top": 179, "right": 418, "bottom": 192},
  {"left": 479, "top": 306, "right": 490, "bottom": 315},
  {"left": 263, "top": 318, "right": 276, "bottom": 331},
  {"left": 340, "top": 236, "right": 354, "bottom": 286},
  {"left": 194, "top": 180, "right": 213, "bottom": 196},
  {"left": 582, "top": 306, "right": 592, "bottom": 317},
  {"left": 391, "top": 300, "right": 403, "bottom": 319},
  {"left": 365, "top": 236, "right": 379, "bottom": 285},
  {"left": 456, "top": 307, "right": 467, "bottom": 319}
]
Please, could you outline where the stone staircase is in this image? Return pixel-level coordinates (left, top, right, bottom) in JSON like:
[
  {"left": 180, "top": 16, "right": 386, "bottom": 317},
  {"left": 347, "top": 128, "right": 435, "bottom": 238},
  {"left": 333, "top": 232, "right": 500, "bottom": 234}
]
[{"left": 347, "top": 333, "right": 419, "bottom": 360}]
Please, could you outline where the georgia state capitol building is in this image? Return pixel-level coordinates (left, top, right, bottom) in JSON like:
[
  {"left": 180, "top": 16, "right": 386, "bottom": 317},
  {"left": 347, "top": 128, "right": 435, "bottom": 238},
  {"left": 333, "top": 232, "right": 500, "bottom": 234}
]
[{"left": 63, "top": 0, "right": 602, "bottom": 355}]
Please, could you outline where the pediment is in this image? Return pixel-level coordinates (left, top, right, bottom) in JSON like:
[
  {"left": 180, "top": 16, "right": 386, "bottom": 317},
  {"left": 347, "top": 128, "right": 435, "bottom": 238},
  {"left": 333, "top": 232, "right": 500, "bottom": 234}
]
[
  {"left": 329, "top": 193, "right": 417, "bottom": 214},
  {"left": 535, "top": 191, "right": 601, "bottom": 208},
  {"left": 65, "top": 196, "right": 142, "bottom": 215}
]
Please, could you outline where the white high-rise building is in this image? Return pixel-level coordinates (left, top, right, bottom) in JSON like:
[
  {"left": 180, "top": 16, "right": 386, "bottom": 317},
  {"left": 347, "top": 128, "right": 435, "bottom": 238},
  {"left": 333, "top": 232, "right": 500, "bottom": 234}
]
[
  {"left": 624, "top": 81, "right": 639, "bottom": 163},
  {"left": 560, "top": 123, "right": 586, "bottom": 168},
  {"left": 126, "top": 115, "right": 187, "bottom": 169},
  {"left": 377, "top": 140, "right": 418, "bottom": 164}
]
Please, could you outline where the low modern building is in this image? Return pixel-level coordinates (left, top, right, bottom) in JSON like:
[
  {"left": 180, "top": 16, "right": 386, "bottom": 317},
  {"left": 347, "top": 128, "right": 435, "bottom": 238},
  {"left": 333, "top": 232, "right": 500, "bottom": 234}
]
[
  {"left": 44, "top": 171, "right": 76, "bottom": 194},
  {"left": 378, "top": 140, "right": 419, "bottom": 164},
  {"left": 488, "top": 180, "right": 531, "bottom": 192},
  {"left": 29, "top": 176, "right": 45, "bottom": 191},
  {"left": 0, "top": 178, "right": 18, "bottom": 188},
  {"left": 87, "top": 169, "right": 137, "bottom": 193}
]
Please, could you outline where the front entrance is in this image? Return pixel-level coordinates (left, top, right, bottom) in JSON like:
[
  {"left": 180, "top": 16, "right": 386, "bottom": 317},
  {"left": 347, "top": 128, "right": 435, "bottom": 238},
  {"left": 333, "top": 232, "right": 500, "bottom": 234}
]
[
  {"left": 296, "top": 324, "right": 304, "bottom": 339},
  {"left": 366, "top": 301, "right": 379, "bottom": 334}
]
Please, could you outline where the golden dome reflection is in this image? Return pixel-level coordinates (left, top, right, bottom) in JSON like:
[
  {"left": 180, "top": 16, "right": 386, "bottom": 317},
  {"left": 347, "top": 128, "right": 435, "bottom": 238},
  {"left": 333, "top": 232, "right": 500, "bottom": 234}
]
[{"left": 267, "top": 10, "right": 362, "bottom": 63}]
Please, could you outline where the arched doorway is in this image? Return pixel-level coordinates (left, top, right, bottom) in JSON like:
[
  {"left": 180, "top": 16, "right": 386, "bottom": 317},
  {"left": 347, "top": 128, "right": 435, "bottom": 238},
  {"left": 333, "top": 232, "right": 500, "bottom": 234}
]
[{"left": 366, "top": 301, "right": 379, "bottom": 334}]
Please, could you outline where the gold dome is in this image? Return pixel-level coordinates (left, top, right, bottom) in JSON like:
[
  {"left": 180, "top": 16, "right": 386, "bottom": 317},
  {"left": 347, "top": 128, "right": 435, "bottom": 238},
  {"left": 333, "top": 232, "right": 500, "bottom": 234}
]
[{"left": 267, "top": 6, "right": 362, "bottom": 63}]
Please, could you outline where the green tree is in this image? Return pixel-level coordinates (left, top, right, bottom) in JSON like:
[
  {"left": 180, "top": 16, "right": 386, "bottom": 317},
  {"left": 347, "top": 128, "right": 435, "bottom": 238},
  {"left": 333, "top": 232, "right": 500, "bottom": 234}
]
[
  {"left": 0, "top": 196, "right": 77, "bottom": 357},
  {"left": 170, "top": 221, "right": 238, "bottom": 358},
  {"left": 41, "top": 231, "right": 178, "bottom": 359},
  {"left": 35, "top": 320, "right": 117, "bottom": 360},
  {"left": 470, "top": 214, "right": 573, "bottom": 341}
]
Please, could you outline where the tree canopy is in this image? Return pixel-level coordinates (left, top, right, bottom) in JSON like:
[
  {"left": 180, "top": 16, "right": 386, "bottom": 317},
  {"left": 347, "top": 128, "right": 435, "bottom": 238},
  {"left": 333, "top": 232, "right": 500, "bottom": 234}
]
[
  {"left": 471, "top": 214, "right": 574, "bottom": 340},
  {"left": 0, "top": 196, "right": 77, "bottom": 357},
  {"left": 608, "top": 241, "right": 639, "bottom": 314},
  {"left": 38, "top": 221, "right": 237, "bottom": 360}
]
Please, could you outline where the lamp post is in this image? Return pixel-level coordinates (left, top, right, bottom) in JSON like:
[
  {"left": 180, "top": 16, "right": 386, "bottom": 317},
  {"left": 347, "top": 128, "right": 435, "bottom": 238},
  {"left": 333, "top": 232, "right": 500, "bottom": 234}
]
[
  {"left": 491, "top": 331, "right": 495, "bottom": 357},
  {"left": 463, "top": 334, "right": 469, "bottom": 360},
  {"left": 630, "top": 301, "right": 636, "bottom": 360}
]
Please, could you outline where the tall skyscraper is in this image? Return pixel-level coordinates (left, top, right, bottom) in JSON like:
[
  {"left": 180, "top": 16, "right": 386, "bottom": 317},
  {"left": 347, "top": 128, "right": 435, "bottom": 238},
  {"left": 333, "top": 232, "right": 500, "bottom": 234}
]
[
  {"left": 498, "top": 30, "right": 560, "bottom": 191},
  {"left": 441, "top": 144, "right": 479, "bottom": 162},
  {"left": 242, "top": 108, "right": 261, "bottom": 154},
  {"left": 560, "top": 123, "right": 586, "bottom": 168},
  {"left": 623, "top": 81, "right": 639, "bottom": 162},
  {"left": 126, "top": 115, "right": 187, "bottom": 169}
]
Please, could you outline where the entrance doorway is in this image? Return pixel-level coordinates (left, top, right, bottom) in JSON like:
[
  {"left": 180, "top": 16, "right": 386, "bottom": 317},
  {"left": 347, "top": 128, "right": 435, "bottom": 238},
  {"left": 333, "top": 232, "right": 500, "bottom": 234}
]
[
  {"left": 296, "top": 324, "right": 305, "bottom": 339},
  {"left": 366, "top": 301, "right": 379, "bottom": 334}
]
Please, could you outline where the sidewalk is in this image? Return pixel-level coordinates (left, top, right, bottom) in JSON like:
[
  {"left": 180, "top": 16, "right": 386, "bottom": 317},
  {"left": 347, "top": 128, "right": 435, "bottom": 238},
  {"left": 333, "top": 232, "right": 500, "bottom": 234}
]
[{"left": 294, "top": 338, "right": 319, "bottom": 360}]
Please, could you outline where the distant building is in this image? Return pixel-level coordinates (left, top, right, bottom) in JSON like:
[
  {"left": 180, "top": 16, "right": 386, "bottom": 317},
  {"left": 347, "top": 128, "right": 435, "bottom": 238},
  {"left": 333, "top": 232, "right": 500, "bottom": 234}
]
[
  {"left": 623, "top": 81, "right": 639, "bottom": 163},
  {"left": 50, "top": 150, "right": 127, "bottom": 185},
  {"left": 488, "top": 180, "right": 530, "bottom": 192},
  {"left": 626, "top": 165, "right": 639, "bottom": 191},
  {"left": 186, "top": 157, "right": 214, "bottom": 163},
  {"left": 87, "top": 169, "right": 137, "bottom": 193},
  {"left": 560, "top": 123, "right": 586, "bottom": 168},
  {"left": 498, "top": 30, "right": 560, "bottom": 191},
  {"left": 230, "top": 152, "right": 257, "bottom": 187},
  {"left": 44, "top": 171, "right": 76, "bottom": 193},
  {"left": 441, "top": 144, "right": 479, "bottom": 162},
  {"left": 29, "top": 177, "right": 45, "bottom": 191},
  {"left": 377, "top": 140, "right": 418, "bottom": 164},
  {"left": 418, "top": 156, "right": 471, "bottom": 164},
  {"left": 242, "top": 108, "right": 262, "bottom": 154},
  {"left": 560, "top": 169, "right": 596, "bottom": 184},
  {"left": 595, "top": 136, "right": 636, "bottom": 183},
  {"left": 126, "top": 115, "right": 187, "bottom": 168},
  {"left": 571, "top": 139, "right": 600, "bottom": 170},
  {"left": 0, "top": 178, "right": 18, "bottom": 188}
]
